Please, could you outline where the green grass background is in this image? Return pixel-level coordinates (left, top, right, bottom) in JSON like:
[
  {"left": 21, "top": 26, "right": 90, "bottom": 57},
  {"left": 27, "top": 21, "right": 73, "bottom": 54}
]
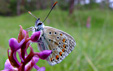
[{"left": 0, "top": 9, "right": 113, "bottom": 71}]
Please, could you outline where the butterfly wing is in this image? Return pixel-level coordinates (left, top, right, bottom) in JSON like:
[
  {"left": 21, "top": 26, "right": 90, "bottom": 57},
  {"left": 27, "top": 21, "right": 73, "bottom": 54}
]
[{"left": 39, "top": 26, "right": 76, "bottom": 65}]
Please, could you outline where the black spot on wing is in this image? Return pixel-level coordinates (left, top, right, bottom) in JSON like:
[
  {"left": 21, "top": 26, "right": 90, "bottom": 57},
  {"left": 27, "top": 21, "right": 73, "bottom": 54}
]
[{"left": 49, "top": 32, "right": 51, "bottom": 34}]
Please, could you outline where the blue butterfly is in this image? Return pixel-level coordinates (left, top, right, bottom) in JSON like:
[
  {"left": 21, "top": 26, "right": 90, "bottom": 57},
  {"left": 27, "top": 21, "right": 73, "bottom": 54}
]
[{"left": 27, "top": 2, "right": 76, "bottom": 66}]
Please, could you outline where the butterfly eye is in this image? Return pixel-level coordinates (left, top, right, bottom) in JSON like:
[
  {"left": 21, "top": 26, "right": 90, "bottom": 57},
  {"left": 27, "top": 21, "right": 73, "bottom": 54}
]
[{"left": 37, "top": 23, "right": 42, "bottom": 26}]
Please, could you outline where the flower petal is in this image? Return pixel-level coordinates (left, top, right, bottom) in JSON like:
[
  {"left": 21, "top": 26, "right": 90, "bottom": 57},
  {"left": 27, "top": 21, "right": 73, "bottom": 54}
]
[
  {"left": 3, "top": 59, "right": 18, "bottom": 71},
  {"left": 34, "top": 64, "right": 40, "bottom": 70},
  {"left": 4, "top": 59, "right": 13, "bottom": 69},
  {"left": 35, "top": 50, "right": 52, "bottom": 60},
  {"left": 25, "top": 57, "right": 39, "bottom": 71},
  {"left": 33, "top": 56, "right": 39, "bottom": 63},
  {"left": 9, "top": 38, "right": 19, "bottom": 51},
  {"left": 38, "top": 67, "right": 45, "bottom": 71},
  {"left": 18, "top": 25, "right": 29, "bottom": 42},
  {"left": 32, "top": 57, "right": 40, "bottom": 70},
  {"left": 31, "top": 31, "right": 41, "bottom": 42}
]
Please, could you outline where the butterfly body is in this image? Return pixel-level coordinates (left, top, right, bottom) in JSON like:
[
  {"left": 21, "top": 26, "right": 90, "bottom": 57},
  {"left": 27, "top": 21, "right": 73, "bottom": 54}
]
[{"left": 32, "top": 19, "right": 76, "bottom": 65}]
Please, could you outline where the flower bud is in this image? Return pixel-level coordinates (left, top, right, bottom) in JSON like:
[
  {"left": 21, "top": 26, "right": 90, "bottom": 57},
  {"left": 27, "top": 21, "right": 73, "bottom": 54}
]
[
  {"left": 9, "top": 38, "right": 19, "bottom": 51},
  {"left": 31, "top": 31, "right": 41, "bottom": 42},
  {"left": 36, "top": 50, "right": 52, "bottom": 60}
]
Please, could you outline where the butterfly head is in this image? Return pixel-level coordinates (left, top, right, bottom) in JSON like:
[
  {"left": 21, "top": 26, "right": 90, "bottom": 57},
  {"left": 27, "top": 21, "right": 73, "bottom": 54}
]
[
  {"left": 35, "top": 18, "right": 44, "bottom": 31},
  {"left": 28, "top": 2, "right": 57, "bottom": 32}
]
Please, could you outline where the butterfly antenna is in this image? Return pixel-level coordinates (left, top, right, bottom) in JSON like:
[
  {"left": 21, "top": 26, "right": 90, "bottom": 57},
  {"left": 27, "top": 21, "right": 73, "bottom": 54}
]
[
  {"left": 28, "top": 11, "right": 38, "bottom": 19},
  {"left": 43, "top": 1, "right": 58, "bottom": 22}
]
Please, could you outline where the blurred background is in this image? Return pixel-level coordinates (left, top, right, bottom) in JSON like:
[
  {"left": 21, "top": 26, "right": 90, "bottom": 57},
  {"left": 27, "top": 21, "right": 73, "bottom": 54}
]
[{"left": 0, "top": 0, "right": 113, "bottom": 71}]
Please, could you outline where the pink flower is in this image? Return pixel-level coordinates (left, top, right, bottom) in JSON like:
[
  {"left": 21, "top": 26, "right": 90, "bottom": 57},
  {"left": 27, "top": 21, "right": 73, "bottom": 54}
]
[
  {"left": 31, "top": 31, "right": 41, "bottom": 42},
  {"left": 2, "top": 25, "right": 52, "bottom": 71},
  {"left": 2, "top": 59, "right": 18, "bottom": 71}
]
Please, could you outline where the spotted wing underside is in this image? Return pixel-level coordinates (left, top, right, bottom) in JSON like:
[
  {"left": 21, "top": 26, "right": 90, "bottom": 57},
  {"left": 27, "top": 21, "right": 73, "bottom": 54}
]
[{"left": 39, "top": 26, "right": 76, "bottom": 66}]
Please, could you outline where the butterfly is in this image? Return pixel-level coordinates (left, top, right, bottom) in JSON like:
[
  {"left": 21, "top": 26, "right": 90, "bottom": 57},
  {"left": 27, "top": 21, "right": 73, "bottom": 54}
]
[{"left": 27, "top": 2, "right": 76, "bottom": 66}]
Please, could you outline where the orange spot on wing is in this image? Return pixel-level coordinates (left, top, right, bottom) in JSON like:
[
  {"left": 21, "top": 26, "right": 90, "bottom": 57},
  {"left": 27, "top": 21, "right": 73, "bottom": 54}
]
[
  {"left": 62, "top": 49, "right": 65, "bottom": 52},
  {"left": 62, "top": 39, "right": 66, "bottom": 42},
  {"left": 60, "top": 33, "right": 63, "bottom": 36},
  {"left": 63, "top": 44, "right": 66, "bottom": 48},
  {"left": 50, "top": 58, "right": 53, "bottom": 61},
  {"left": 59, "top": 52, "right": 62, "bottom": 56},
  {"left": 56, "top": 55, "right": 59, "bottom": 60}
]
